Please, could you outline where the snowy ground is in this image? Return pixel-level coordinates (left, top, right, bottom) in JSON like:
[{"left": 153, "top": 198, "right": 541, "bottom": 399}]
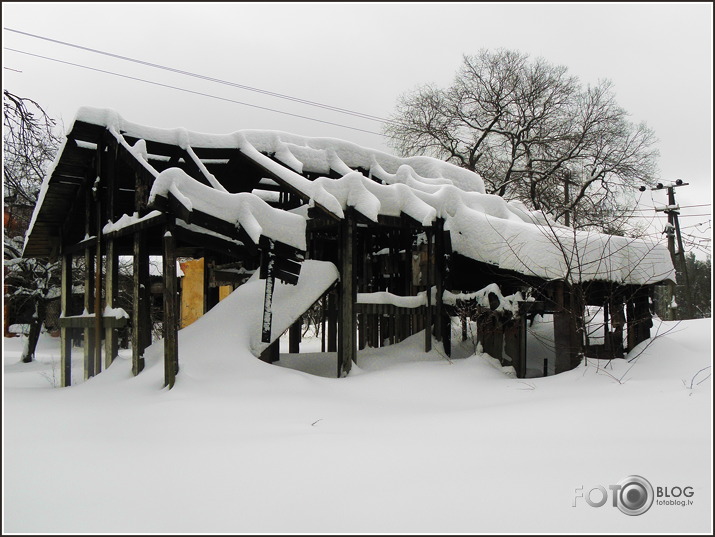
[{"left": 3, "top": 315, "right": 712, "bottom": 533}]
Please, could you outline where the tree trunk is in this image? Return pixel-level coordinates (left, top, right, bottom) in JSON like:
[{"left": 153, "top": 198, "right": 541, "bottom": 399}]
[{"left": 22, "top": 300, "right": 47, "bottom": 363}]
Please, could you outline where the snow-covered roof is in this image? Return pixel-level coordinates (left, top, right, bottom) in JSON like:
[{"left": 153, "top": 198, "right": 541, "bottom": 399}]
[{"left": 25, "top": 107, "right": 676, "bottom": 286}]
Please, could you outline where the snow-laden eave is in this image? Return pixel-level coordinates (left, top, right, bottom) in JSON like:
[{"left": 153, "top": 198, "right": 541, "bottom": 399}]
[
  {"left": 73, "top": 106, "right": 486, "bottom": 192},
  {"left": 447, "top": 207, "right": 677, "bottom": 286},
  {"left": 22, "top": 135, "right": 71, "bottom": 255}
]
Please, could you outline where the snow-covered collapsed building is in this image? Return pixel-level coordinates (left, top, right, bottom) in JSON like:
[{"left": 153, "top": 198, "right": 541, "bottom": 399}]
[{"left": 22, "top": 108, "right": 676, "bottom": 388}]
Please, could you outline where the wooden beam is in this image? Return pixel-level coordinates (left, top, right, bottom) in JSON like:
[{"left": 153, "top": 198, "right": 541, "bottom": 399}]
[
  {"left": 59, "top": 315, "right": 129, "bottom": 329},
  {"left": 103, "top": 212, "right": 167, "bottom": 240},
  {"left": 154, "top": 191, "right": 259, "bottom": 256},
  {"left": 62, "top": 235, "right": 97, "bottom": 256},
  {"left": 106, "top": 128, "right": 157, "bottom": 192},
  {"left": 172, "top": 224, "right": 250, "bottom": 259}
]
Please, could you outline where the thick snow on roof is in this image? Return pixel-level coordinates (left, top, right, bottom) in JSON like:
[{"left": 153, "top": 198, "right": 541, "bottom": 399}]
[
  {"left": 27, "top": 107, "right": 675, "bottom": 285},
  {"left": 149, "top": 168, "right": 306, "bottom": 250}
]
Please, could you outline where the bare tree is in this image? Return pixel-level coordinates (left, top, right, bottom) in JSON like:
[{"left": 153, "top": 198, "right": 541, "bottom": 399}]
[
  {"left": 384, "top": 49, "right": 659, "bottom": 232},
  {"left": 3, "top": 90, "right": 62, "bottom": 361}
]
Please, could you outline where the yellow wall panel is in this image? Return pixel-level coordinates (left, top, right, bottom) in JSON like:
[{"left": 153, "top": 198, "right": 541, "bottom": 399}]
[
  {"left": 219, "top": 285, "right": 233, "bottom": 301},
  {"left": 180, "top": 258, "right": 204, "bottom": 328}
]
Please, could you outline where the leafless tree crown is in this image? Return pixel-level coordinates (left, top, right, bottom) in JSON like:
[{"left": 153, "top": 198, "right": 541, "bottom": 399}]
[{"left": 384, "top": 49, "right": 659, "bottom": 232}]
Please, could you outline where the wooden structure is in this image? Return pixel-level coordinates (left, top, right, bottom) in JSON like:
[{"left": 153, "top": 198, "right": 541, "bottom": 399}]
[{"left": 22, "top": 108, "right": 676, "bottom": 387}]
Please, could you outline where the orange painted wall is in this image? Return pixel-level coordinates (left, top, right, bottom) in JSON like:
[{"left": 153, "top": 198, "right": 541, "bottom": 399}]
[
  {"left": 180, "top": 258, "right": 204, "bottom": 328},
  {"left": 219, "top": 285, "right": 233, "bottom": 301}
]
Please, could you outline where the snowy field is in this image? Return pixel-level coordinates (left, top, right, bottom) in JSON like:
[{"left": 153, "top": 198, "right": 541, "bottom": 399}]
[{"left": 3, "top": 314, "right": 712, "bottom": 533}]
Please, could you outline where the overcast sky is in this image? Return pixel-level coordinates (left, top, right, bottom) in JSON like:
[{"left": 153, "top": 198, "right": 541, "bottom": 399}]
[{"left": 3, "top": 2, "right": 712, "bottom": 255}]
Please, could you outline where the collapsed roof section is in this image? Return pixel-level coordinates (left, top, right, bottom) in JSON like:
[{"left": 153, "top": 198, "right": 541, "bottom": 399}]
[{"left": 24, "top": 107, "right": 675, "bottom": 286}]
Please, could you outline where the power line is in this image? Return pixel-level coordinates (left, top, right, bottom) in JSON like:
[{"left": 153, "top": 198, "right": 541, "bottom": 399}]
[
  {"left": 651, "top": 213, "right": 712, "bottom": 218},
  {"left": 4, "top": 27, "right": 398, "bottom": 126},
  {"left": 4, "top": 47, "right": 384, "bottom": 137},
  {"left": 630, "top": 203, "right": 712, "bottom": 212}
]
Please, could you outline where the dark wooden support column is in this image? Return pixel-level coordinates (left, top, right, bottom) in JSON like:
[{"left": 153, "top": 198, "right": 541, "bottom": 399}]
[
  {"left": 424, "top": 228, "right": 433, "bottom": 352},
  {"left": 433, "top": 219, "right": 445, "bottom": 342},
  {"left": 609, "top": 293, "right": 625, "bottom": 358},
  {"left": 104, "top": 136, "right": 119, "bottom": 368},
  {"left": 321, "top": 297, "right": 327, "bottom": 352},
  {"left": 289, "top": 316, "right": 301, "bottom": 353},
  {"left": 357, "top": 314, "right": 367, "bottom": 350},
  {"left": 626, "top": 286, "right": 653, "bottom": 352},
  {"left": 261, "top": 242, "right": 277, "bottom": 344},
  {"left": 204, "top": 257, "right": 220, "bottom": 313},
  {"left": 93, "top": 141, "right": 104, "bottom": 375},
  {"left": 132, "top": 234, "right": 149, "bottom": 375},
  {"left": 337, "top": 209, "right": 356, "bottom": 377},
  {"left": 603, "top": 299, "right": 611, "bottom": 356},
  {"left": 83, "top": 187, "right": 96, "bottom": 380},
  {"left": 60, "top": 253, "right": 73, "bottom": 387},
  {"left": 520, "top": 312, "right": 528, "bottom": 376},
  {"left": 553, "top": 280, "right": 575, "bottom": 374},
  {"left": 569, "top": 284, "right": 585, "bottom": 369},
  {"left": 401, "top": 227, "right": 412, "bottom": 341},
  {"left": 635, "top": 286, "right": 653, "bottom": 346},
  {"left": 132, "top": 167, "right": 151, "bottom": 376},
  {"left": 163, "top": 221, "right": 179, "bottom": 388},
  {"left": 327, "top": 290, "right": 337, "bottom": 352}
]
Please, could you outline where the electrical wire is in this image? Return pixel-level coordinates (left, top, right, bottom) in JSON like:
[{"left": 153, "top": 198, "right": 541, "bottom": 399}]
[
  {"left": 4, "top": 27, "right": 398, "bottom": 126},
  {"left": 4, "top": 47, "right": 385, "bottom": 136}
]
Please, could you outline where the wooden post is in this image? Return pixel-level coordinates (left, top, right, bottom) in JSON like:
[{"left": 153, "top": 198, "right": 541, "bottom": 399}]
[
  {"left": 626, "top": 286, "right": 653, "bottom": 351},
  {"left": 434, "top": 219, "right": 444, "bottom": 342},
  {"left": 261, "top": 243, "right": 276, "bottom": 344},
  {"left": 289, "top": 316, "right": 301, "bottom": 353},
  {"left": 569, "top": 284, "right": 585, "bottom": 369},
  {"left": 610, "top": 293, "right": 625, "bottom": 358},
  {"left": 602, "top": 299, "right": 611, "bottom": 357},
  {"left": 327, "top": 291, "right": 337, "bottom": 352},
  {"left": 553, "top": 280, "right": 573, "bottom": 374},
  {"left": 163, "top": 222, "right": 179, "bottom": 388},
  {"left": 204, "top": 257, "right": 220, "bottom": 313},
  {"left": 132, "top": 233, "right": 148, "bottom": 376},
  {"left": 321, "top": 297, "right": 326, "bottom": 352},
  {"left": 424, "top": 229, "right": 432, "bottom": 352},
  {"left": 60, "top": 253, "right": 73, "bottom": 387},
  {"left": 83, "top": 184, "right": 95, "bottom": 380},
  {"left": 636, "top": 286, "right": 653, "bottom": 346},
  {"left": 104, "top": 136, "right": 118, "bottom": 369},
  {"left": 132, "top": 169, "right": 151, "bottom": 376},
  {"left": 358, "top": 313, "right": 367, "bottom": 350},
  {"left": 337, "top": 209, "right": 356, "bottom": 377},
  {"left": 521, "top": 313, "right": 528, "bottom": 377},
  {"left": 93, "top": 141, "right": 104, "bottom": 376}
]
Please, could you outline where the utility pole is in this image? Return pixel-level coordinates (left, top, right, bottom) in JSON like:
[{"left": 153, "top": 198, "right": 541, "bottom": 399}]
[{"left": 646, "top": 180, "right": 693, "bottom": 319}]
